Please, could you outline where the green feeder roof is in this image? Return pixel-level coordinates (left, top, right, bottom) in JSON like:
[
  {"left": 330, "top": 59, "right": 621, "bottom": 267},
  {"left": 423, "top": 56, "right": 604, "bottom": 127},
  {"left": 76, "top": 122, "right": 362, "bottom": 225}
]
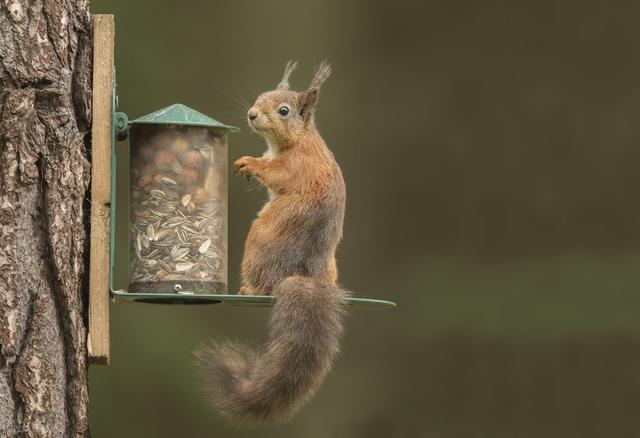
[{"left": 130, "top": 103, "right": 239, "bottom": 132}]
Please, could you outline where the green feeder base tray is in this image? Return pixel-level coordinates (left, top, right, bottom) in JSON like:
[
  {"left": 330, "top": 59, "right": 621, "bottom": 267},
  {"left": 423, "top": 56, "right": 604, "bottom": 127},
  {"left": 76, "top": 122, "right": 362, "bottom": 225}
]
[{"left": 110, "top": 290, "right": 396, "bottom": 309}]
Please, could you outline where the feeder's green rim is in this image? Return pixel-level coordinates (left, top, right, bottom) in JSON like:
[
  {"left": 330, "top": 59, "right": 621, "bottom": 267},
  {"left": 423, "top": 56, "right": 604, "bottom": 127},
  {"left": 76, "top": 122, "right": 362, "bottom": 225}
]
[
  {"left": 110, "top": 290, "right": 396, "bottom": 309},
  {"left": 129, "top": 103, "right": 240, "bottom": 132}
]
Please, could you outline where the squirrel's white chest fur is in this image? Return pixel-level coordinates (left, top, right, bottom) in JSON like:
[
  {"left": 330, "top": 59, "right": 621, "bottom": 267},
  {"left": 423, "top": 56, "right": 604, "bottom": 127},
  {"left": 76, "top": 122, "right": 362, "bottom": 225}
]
[
  {"left": 263, "top": 139, "right": 279, "bottom": 161},
  {"left": 257, "top": 140, "right": 279, "bottom": 217}
]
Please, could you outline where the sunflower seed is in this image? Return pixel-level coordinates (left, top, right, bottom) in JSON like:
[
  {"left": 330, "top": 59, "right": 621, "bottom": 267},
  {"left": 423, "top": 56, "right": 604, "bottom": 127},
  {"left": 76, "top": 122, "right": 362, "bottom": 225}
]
[
  {"left": 198, "top": 239, "right": 211, "bottom": 254},
  {"left": 165, "top": 217, "right": 185, "bottom": 227},
  {"left": 146, "top": 224, "right": 155, "bottom": 241},
  {"left": 175, "top": 262, "right": 194, "bottom": 272},
  {"left": 158, "top": 259, "right": 172, "bottom": 272},
  {"left": 161, "top": 177, "right": 177, "bottom": 185},
  {"left": 174, "top": 249, "right": 191, "bottom": 261}
]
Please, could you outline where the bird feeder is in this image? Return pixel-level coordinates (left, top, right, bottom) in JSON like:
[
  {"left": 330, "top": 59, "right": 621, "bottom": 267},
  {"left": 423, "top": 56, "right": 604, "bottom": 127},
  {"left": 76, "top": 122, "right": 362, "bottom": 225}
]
[{"left": 110, "top": 104, "right": 238, "bottom": 303}]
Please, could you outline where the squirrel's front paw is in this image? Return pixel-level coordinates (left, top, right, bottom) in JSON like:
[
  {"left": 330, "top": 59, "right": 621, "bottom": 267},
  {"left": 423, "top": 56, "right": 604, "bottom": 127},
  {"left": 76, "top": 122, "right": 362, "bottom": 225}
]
[{"left": 234, "top": 156, "right": 256, "bottom": 180}]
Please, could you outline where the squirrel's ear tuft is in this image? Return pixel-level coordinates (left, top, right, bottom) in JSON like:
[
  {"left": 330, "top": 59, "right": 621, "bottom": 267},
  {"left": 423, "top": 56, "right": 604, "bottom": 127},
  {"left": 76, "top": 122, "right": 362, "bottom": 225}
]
[
  {"left": 277, "top": 60, "right": 298, "bottom": 90},
  {"left": 298, "top": 87, "right": 318, "bottom": 119},
  {"left": 309, "top": 60, "right": 332, "bottom": 90},
  {"left": 299, "top": 62, "right": 331, "bottom": 120}
]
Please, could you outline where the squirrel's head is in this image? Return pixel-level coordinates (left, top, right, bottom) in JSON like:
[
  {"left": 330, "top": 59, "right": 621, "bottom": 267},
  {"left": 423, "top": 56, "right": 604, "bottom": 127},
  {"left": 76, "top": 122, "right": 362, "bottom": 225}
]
[{"left": 247, "top": 61, "right": 331, "bottom": 144}]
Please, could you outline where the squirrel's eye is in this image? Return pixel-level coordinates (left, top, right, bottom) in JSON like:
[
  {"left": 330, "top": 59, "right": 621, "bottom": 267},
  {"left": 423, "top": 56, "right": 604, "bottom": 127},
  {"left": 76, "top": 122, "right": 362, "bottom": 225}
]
[{"left": 277, "top": 106, "right": 290, "bottom": 116}]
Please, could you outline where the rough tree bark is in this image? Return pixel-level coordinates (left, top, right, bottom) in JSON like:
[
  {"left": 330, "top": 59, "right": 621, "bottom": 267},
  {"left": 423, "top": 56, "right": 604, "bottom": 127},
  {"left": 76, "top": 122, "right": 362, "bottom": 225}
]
[{"left": 0, "top": 0, "right": 92, "bottom": 436}]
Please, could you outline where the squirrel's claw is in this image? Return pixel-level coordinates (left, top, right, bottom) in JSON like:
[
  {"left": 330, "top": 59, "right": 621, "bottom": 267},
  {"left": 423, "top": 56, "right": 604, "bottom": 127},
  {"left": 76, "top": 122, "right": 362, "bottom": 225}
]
[{"left": 234, "top": 156, "right": 255, "bottom": 180}]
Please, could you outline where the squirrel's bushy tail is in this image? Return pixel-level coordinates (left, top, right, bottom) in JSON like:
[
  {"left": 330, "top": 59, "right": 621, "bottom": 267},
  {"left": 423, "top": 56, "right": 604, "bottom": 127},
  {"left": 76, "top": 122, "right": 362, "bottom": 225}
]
[{"left": 194, "top": 276, "right": 347, "bottom": 425}]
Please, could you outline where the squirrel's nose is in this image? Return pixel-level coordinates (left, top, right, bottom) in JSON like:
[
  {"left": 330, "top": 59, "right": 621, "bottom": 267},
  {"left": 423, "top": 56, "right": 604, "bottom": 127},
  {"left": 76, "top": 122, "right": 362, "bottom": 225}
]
[{"left": 248, "top": 108, "right": 259, "bottom": 120}]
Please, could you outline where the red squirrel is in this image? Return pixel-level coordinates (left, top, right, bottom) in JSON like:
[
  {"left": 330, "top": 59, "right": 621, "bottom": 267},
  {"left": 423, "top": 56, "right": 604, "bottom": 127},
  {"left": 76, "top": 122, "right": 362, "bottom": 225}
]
[{"left": 196, "top": 61, "right": 348, "bottom": 425}]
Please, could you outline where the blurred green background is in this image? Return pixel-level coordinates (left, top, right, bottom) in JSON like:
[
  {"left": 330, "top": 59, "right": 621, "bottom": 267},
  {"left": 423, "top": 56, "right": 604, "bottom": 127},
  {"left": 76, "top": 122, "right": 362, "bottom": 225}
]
[{"left": 89, "top": 1, "right": 640, "bottom": 437}]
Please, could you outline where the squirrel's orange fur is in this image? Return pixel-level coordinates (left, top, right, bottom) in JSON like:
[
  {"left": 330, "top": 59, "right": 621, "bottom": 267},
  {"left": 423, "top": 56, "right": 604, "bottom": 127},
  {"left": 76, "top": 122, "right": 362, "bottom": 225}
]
[{"left": 195, "top": 61, "right": 347, "bottom": 425}]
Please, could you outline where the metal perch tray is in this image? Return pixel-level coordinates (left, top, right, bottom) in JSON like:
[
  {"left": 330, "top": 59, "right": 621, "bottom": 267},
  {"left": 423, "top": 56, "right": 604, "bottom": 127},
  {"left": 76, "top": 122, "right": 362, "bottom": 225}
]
[{"left": 110, "top": 290, "right": 396, "bottom": 308}]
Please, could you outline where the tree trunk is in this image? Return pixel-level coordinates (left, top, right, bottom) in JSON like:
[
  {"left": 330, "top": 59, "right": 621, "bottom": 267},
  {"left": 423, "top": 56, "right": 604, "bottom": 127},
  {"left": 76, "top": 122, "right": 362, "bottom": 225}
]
[{"left": 0, "top": 0, "right": 92, "bottom": 436}]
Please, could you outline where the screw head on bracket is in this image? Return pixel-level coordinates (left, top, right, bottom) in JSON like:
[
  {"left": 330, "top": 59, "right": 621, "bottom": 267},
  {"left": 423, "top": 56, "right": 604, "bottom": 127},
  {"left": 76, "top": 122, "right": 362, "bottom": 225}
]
[{"left": 115, "top": 111, "right": 129, "bottom": 141}]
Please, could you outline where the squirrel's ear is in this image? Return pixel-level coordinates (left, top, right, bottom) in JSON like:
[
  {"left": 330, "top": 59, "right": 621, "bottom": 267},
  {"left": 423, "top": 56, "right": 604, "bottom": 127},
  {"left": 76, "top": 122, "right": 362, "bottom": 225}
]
[
  {"left": 298, "top": 88, "right": 318, "bottom": 119},
  {"left": 277, "top": 60, "right": 298, "bottom": 90},
  {"left": 299, "top": 62, "right": 331, "bottom": 120}
]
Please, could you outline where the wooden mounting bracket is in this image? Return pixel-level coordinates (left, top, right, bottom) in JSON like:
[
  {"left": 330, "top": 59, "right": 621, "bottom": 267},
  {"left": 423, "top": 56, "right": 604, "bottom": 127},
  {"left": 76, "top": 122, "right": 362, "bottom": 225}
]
[{"left": 88, "top": 14, "right": 114, "bottom": 365}]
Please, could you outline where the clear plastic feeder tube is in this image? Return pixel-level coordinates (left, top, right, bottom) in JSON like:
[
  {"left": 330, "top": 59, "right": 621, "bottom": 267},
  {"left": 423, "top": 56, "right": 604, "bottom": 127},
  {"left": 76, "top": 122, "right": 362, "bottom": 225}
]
[{"left": 128, "top": 125, "right": 228, "bottom": 294}]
